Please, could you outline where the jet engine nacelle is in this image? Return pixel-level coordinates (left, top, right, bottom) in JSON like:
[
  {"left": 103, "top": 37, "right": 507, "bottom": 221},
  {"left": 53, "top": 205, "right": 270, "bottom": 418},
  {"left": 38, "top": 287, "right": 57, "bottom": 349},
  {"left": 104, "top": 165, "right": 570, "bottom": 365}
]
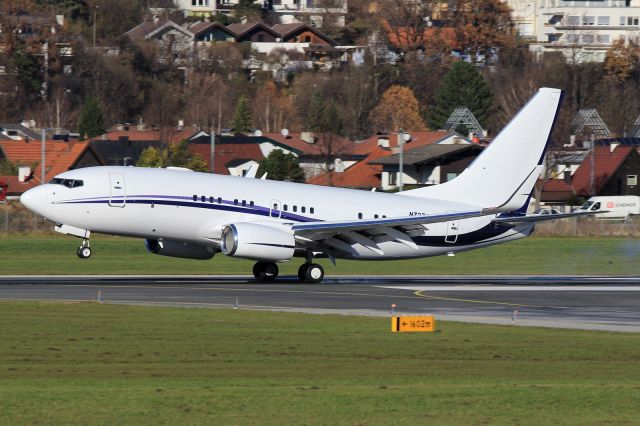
[
  {"left": 221, "top": 222, "right": 295, "bottom": 262},
  {"left": 145, "top": 238, "right": 215, "bottom": 260}
]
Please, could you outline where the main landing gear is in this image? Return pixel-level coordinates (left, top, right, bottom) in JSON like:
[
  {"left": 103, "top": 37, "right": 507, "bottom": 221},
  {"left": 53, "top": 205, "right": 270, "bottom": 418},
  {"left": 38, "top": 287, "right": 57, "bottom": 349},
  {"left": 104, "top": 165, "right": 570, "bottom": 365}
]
[
  {"left": 251, "top": 261, "right": 325, "bottom": 283},
  {"left": 76, "top": 238, "right": 92, "bottom": 259},
  {"left": 253, "top": 261, "right": 279, "bottom": 281}
]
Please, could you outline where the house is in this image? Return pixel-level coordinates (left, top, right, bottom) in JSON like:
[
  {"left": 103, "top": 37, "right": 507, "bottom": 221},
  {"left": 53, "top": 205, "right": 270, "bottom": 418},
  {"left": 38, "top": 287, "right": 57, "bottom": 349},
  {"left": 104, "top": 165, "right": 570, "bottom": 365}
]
[
  {"left": 126, "top": 20, "right": 196, "bottom": 63},
  {"left": 0, "top": 123, "right": 41, "bottom": 141},
  {"left": 186, "top": 22, "right": 236, "bottom": 43},
  {"left": 308, "top": 131, "right": 471, "bottom": 190},
  {"left": 227, "top": 23, "right": 280, "bottom": 43},
  {"left": 0, "top": 140, "right": 101, "bottom": 194},
  {"left": 186, "top": 135, "right": 265, "bottom": 175},
  {"left": 539, "top": 140, "right": 640, "bottom": 203}
]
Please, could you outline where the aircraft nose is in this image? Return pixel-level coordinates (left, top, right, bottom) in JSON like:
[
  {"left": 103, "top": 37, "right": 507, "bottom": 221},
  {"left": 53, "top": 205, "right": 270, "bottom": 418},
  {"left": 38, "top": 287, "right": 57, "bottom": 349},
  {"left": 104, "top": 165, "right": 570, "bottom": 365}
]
[{"left": 20, "top": 185, "right": 50, "bottom": 216}]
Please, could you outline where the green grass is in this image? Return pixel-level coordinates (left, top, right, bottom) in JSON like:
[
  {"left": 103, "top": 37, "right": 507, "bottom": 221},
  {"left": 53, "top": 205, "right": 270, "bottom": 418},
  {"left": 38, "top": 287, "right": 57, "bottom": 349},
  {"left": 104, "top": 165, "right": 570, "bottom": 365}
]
[
  {"left": 1, "top": 234, "right": 639, "bottom": 275},
  {"left": 0, "top": 302, "right": 639, "bottom": 425}
]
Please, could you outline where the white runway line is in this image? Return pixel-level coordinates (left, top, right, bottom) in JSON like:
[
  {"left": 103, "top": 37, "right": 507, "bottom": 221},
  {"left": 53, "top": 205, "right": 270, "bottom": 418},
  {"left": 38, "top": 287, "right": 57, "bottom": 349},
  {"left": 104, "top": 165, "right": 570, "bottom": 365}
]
[{"left": 379, "top": 286, "right": 640, "bottom": 292}]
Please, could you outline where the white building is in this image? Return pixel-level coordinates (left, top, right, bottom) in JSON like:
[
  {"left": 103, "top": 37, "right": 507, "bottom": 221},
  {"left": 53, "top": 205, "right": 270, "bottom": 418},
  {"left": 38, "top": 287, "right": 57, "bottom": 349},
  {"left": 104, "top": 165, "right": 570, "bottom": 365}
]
[{"left": 509, "top": 0, "right": 640, "bottom": 62}]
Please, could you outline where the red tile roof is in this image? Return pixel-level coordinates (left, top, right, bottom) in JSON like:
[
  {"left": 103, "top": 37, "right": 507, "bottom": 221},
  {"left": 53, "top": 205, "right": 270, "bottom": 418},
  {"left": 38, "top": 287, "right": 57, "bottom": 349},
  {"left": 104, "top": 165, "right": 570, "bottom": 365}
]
[
  {"left": 0, "top": 140, "right": 89, "bottom": 184},
  {"left": 570, "top": 145, "right": 634, "bottom": 196},
  {"left": 261, "top": 132, "right": 355, "bottom": 156},
  {"left": 307, "top": 131, "right": 456, "bottom": 188},
  {"left": 188, "top": 143, "right": 263, "bottom": 175}
]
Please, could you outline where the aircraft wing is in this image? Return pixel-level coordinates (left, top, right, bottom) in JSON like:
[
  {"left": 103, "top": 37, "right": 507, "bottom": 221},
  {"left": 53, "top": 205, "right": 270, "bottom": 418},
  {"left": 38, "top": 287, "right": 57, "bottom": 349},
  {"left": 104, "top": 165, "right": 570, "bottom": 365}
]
[
  {"left": 292, "top": 208, "right": 496, "bottom": 256},
  {"left": 293, "top": 208, "right": 495, "bottom": 236},
  {"left": 491, "top": 210, "right": 600, "bottom": 224}
]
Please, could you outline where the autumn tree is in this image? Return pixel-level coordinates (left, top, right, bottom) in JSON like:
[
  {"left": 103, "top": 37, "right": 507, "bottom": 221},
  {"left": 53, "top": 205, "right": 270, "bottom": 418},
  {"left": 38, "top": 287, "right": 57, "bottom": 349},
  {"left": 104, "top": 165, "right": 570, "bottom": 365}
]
[
  {"left": 604, "top": 37, "right": 640, "bottom": 83},
  {"left": 252, "top": 80, "right": 295, "bottom": 133},
  {"left": 375, "top": 0, "right": 440, "bottom": 53},
  {"left": 369, "top": 85, "right": 426, "bottom": 132},
  {"left": 257, "top": 150, "right": 305, "bottom": 183},
  {"left": 428, "top": 61, "right": 493, "bottom": 131},
  {"left": 447, "top": 0, "right": 515, "bottom": 64},
  {"left": 136, "top": 140, "right": 207, "bottom": 171}
]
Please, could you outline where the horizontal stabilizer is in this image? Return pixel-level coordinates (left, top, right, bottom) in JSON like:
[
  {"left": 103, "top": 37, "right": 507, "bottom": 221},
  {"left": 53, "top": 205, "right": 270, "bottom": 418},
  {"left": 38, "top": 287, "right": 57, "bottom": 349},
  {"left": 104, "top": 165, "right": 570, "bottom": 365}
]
[{"left": 492, "top": 210, "right": 602, "bottom": 224}]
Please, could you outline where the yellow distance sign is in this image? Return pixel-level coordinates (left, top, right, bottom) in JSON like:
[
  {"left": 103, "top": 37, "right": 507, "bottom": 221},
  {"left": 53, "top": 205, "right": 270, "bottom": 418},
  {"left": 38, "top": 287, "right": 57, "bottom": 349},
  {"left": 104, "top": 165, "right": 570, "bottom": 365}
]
[{"left": 391, "top": 315, "right": 436, "bottom": 332}]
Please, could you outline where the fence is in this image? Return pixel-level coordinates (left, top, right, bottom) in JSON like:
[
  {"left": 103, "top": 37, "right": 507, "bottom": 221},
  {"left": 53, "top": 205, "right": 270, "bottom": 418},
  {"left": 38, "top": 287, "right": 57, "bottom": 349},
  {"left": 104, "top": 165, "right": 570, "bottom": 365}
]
[
  {"left": 0, "top": 200, "right": 54, "bottom": 235},
  {"left": 2, "top": 199, "right": 640, "bottom": 237}
]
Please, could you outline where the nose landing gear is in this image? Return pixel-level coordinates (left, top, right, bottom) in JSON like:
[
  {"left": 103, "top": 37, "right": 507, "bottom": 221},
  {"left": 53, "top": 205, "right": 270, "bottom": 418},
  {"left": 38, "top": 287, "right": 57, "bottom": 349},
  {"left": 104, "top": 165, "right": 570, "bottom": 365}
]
[{"left": 76, "top": 239, "right": 92, "bottom": 259}]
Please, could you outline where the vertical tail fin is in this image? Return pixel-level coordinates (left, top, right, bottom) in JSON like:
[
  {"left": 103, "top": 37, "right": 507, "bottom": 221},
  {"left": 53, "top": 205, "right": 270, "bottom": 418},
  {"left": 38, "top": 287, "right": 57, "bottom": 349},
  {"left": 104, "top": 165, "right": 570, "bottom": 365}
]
[{"left": 403, "top": 88, "right": 563, "bottom": 211}]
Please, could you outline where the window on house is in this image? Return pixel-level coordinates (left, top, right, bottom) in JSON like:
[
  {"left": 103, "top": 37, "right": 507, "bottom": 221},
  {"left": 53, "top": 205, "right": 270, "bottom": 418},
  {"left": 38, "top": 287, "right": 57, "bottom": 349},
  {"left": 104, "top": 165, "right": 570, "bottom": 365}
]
[
  {"left": 257, "top": 34, "right": 264, "bottom": 42},
  {"left": 304, "top": 36, "right": 311, "bottom": 42},
  {"left": 583, "top": 34, "right": 594, "bottom": 44},
  {"left": 596, "top": 34, "right": 610, "bottom": 43},
  {"left": 566, "top": 16, "right": 580, "bottom": 26},
  {"left": 192, "top": 0, "right": 197, "bottom": 5},
  {"left": 388, "top": 172, "right": 397, "bottom": 186},
  {"left": 627, "top": 175, "right": 637, "bottom": 186},
  {"left": 566, "top": 34, "right": 579, "bottom": 44},
  {"left": 446, "top": 172, "right": 459, "bottom": 182},
  {"left": 597, "top": 16, "right": 610, "bottom": 26},
  {"left": 621, "top": 16, "right": 626, "bottom": 25},
  {"left": 582, "top": 16, "right": 595, "bottom": 25},
  {"left": 628, "top": 16, "right": 639, "bottom": 25}
]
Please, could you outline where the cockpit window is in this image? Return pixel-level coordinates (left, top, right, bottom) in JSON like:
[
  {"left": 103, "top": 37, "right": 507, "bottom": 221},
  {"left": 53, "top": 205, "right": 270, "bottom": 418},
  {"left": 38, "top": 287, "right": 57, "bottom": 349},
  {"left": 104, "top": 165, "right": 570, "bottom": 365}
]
[{"left": 50, "top": 178, "right": 84, "bottom": 188}]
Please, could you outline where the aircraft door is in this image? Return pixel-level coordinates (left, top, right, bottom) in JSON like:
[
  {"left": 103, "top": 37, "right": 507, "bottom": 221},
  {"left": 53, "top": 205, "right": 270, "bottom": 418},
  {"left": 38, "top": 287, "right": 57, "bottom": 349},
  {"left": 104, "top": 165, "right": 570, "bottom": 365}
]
[
  {"left": 445, "top": 219, "right": 459, "bottom": 243},
  {"left": 108, "top": 173, "right": 126, "bottom": 207},
  {"left": 269, "top": 199, "right": 281, "bottom": 219}
]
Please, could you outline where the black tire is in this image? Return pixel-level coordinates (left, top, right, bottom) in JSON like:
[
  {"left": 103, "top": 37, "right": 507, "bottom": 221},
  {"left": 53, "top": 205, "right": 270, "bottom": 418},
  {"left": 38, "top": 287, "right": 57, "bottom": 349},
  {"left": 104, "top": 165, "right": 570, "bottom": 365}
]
[
  {"left": 304, "top": 263, "right": 324, "bottom": 284},
  {"left": 298, "top": 264, "right": 308, "bottom": 282},
  {"left": 77, "top": 246, "right": 91, "bottom": 259},
  {"left": 253, "top": 261, "right": 278, "bottom": 281}
]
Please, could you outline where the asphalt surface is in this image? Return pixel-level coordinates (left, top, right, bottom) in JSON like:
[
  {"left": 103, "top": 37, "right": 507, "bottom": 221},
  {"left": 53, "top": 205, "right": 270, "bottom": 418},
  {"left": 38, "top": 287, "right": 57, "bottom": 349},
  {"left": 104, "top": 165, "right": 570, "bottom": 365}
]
[{"left": 1, "top": 275, "right": 640, "bottom": 332}]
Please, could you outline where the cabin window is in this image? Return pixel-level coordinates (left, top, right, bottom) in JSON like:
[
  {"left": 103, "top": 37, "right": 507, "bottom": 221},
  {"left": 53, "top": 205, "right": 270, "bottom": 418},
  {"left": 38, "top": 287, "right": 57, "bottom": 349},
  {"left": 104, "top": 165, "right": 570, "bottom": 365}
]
[
  {"left": 358, "top": 213, "right": 363, "bottom": 219},
  {"left": 234, "top": 199, "right": 238, "bottom": 205},
  {"left": 218, "top": 197, "right": 222, "bottom": 204},
  {"left": 201, "top": 196, "right": 206, "bottom": 202},
  {"left": 250, "top": 201, "right": 254, "bottom": 207},
  {"left": 382, "top": 215, "right": 387, "bottom": 218},
  {"left": 193, "top": 195, "right": 197, "bottom": 201},
  {"left": 242, "top": 200, "right": 246, "bottom": 207},
  {"left": 374, "top": 214, "right": 379, "bottom": 219},
  {"left": 283, "top": 204, "right": 288, "bottom": 211},
  {"left": 301, "top": 206, "right": 306, "bottom": 213},
  {"left": 293, "top": 205, "right": 297, "bottom": 212},
  {"left": 310, "top": 207, "right": 315, "bottom": 214},
  {"left": 209, "top": 196, "right": 214, "bottom": 203}
]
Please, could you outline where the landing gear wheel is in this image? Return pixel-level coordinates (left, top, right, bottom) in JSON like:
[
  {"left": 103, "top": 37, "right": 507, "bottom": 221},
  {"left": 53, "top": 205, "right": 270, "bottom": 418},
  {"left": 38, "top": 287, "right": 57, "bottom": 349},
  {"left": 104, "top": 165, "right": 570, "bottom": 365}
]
[
  {"left": 77, "top": 246, "right": 92, "bottom": 259},
  {"left": 253, "top": 261, "right": 279, "bottom": 282},
  {"left": 304, "top": 263, "right": 324, "bottom": 284}
]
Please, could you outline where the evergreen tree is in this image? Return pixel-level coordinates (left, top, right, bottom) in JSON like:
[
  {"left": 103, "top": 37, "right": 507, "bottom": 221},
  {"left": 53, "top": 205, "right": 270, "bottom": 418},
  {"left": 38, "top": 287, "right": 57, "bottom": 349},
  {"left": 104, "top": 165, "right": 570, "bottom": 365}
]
[
  {"left": 232, "top": 95, "right": 252, "bottom": 133},
  {"left": 257, "top": 149, "right": 305, "bottom": 183},
  {"left": 428, "top": 61, "right": 493, "bottom": 132},
  {"left": 77, "top": 97, "right": 106, "bottom": 139}
]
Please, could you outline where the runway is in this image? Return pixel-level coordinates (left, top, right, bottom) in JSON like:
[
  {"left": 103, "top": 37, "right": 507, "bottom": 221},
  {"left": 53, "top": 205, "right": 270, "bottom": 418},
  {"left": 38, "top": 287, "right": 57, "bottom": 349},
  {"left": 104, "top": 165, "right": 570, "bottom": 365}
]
[{"left": 1, "top": 275, "right": 640, "bottom": 332}]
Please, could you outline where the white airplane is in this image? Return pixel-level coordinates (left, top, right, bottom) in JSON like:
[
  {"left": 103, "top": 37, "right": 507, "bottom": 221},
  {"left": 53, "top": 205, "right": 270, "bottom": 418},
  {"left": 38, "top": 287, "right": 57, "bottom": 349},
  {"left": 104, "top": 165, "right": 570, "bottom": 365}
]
[{"left": 20, "top": 88, "right": 588, "bottom": 283}]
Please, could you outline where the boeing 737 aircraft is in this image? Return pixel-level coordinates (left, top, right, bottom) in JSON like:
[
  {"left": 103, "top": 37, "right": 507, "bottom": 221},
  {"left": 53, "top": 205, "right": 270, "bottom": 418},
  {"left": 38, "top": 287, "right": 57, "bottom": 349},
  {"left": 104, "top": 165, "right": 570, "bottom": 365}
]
[{"left": 20, "top": 88, "right": 589, "bottom": 283}]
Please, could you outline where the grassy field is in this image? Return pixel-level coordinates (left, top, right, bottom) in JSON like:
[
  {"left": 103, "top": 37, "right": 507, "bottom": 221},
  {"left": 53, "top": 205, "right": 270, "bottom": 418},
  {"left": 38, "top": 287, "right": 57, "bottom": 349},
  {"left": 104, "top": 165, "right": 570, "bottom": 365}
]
[
  {"left": 0, "top": 302, "right": 639, "bottom": 425},
  {"left": 0, "top": 234, "right": 639, "bottom": 275}
]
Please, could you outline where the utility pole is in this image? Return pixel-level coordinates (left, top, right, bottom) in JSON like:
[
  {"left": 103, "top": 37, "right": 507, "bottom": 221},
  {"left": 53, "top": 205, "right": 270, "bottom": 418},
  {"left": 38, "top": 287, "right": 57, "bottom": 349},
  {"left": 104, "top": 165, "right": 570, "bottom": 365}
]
[
  {"left": 590, "top": 133, "right": 595, "bottom": 196},
  {"left": 41, "top": 128, "right": 46, "bottom": 184},
  {"left": 210, "top": 124, "right": 216, "bottom": 174},
  {"left": 398, "top": 131, "right": 404, "bottom": 192}
]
